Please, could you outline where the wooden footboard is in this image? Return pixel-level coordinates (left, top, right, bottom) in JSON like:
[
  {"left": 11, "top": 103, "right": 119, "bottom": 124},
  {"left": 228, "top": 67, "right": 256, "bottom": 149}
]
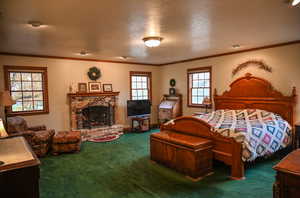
[{"left": 161, "top": 116, "right": 245, "bottom": 180}]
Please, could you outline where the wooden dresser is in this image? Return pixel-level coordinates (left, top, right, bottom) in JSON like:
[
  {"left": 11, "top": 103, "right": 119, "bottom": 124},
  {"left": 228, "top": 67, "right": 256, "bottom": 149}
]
[
  {"left": 273, "top": 149, "right": 300, "bottom": 198},
  {"left": 0, "top": 136, "right": 40, "bottom": 198}
]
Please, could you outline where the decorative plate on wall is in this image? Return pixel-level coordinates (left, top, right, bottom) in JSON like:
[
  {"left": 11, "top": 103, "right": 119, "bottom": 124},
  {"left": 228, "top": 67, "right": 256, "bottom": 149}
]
[
  {"left": 87, "top": 67, "right": 101, "bottom": 81},
  {"left": 170, "top": 79, "right": 176, "bottom": 87}
]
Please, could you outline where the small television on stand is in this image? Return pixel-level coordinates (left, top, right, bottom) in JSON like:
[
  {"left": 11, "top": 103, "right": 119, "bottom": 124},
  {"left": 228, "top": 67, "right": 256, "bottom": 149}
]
[
  {"left": 127, "top": 100, "right": 151, "bottom": 132},
  {"left": 127, "top": 100, "right": 151, "bottom": 117}
]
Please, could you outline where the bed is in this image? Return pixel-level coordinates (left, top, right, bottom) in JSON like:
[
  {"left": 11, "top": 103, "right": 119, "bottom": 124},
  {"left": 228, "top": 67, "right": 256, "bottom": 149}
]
[{"left": 156, "top": 73, "right": 296, "bottom": 179}]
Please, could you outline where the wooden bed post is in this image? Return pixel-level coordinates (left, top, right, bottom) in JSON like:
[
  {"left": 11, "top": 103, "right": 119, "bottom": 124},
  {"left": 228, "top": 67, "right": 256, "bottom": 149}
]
[{"left": 230, "top": 141, "right": 245, "bottom": 180}]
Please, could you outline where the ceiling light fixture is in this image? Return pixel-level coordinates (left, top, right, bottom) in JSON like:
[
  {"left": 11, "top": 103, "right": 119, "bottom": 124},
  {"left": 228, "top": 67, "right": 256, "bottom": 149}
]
[
  {"left": 28, "top": 20, "right": 42, "bottom": 28},
  {"left": 292, "top": 0, "right": 300, "bottom": 6},
  {"left": 232, "top": 44, "right": 241, "bottom": 49},
  {"left": 143, "top": 37, "right": 163, "bottom": 48},
  {"left": 118, "top": 56, "right": 132, "bottom": 60},
  {"left": 79, "top": 51, "right": 89, "bottom": 56}
]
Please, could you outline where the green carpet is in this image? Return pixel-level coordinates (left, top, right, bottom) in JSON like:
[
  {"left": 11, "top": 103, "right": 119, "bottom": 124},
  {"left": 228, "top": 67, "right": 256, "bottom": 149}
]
[{"left": 40, "top": 130, "right": 283, "bottom": 198}]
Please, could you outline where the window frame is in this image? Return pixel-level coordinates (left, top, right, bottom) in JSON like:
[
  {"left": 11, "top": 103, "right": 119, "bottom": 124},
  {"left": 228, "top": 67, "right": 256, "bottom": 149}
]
[
  {"left": 4, "top": 65, "right": 49, "bottom": 116},
  {"left": 129, "top": 71, "right": 152, "bottom": 101},
  {"left": 187, "top": 66, "right": 212, "bottom": 108}
]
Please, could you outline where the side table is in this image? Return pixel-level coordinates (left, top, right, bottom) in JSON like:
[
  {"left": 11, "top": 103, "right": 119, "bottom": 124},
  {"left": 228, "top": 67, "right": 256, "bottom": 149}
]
[
  {"left": 131, "top": 117, "right": 150, "bottom": 132},
  {"left": 273, "top": 149, "right": 300, "bottom": 198}
]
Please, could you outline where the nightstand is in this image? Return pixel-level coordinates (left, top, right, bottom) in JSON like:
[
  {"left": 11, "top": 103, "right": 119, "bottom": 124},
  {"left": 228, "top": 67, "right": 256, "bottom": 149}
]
[
  {"left": 273, "top": 149, "right": 300, "bottom": 198},
  {"left": 295, "top": 122, "right": 300, "bottom": 149}
]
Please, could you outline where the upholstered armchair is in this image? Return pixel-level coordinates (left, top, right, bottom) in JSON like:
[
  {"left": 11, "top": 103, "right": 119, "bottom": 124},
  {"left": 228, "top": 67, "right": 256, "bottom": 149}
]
[{"left": 6, "top": 116, "right": 55, "bottom": 157}]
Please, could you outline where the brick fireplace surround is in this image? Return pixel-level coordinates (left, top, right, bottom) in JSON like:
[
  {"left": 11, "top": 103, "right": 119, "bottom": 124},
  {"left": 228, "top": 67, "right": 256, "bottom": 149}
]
[{"left": 68, "top": 92, "right": 123, "bottom": 141}]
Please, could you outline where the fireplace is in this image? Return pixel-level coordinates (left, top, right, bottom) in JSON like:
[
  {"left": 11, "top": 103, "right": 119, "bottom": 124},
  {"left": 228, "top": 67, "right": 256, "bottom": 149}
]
[
  {"left": 81, "top": 105, "right": 114, "bottom": 129},
  {"left": 68, "top": 92, "right": 119, "bottom": 130},
  {"left": 68, "top": 92, "right": 123, "bottom": 141}
]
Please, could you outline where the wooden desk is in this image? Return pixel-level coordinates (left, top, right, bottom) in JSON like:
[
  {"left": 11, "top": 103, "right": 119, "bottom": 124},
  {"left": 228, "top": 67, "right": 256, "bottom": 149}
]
[
  {"left": 0, "top": 136, "right": 40, "bottom": 198},
  {"left": 273, "top": 149, "right": 300, "bottom": 198}
]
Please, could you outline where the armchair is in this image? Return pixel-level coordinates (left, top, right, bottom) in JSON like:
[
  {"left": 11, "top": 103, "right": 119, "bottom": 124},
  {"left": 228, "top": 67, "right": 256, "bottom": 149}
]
[{"left": 6, "top": 116, "right": 55, "bottom": 157}]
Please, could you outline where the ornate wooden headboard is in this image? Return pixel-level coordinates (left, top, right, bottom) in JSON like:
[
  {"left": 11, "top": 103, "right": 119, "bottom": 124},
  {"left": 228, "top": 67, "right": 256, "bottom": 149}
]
[{"left": 214, "top": 73, "right": 297, "bottom": 126}]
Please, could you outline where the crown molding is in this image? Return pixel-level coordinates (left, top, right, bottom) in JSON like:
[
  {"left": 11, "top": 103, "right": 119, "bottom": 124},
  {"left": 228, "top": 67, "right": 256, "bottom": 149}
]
[
  {"left": 0, "top": 52, "right": 161, "bottom": 66},
  {"left": 160, "top": 40, "right": 300, "bottom": 66},
  {"left": 0, "top": 40, "right": 299, "bottom": 66}
]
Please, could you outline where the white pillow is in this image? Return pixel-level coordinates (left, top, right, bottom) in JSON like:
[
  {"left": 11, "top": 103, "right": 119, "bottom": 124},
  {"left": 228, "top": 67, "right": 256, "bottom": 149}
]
[{"left": 0, "top": 119, "right": 8, "bottom": 138}]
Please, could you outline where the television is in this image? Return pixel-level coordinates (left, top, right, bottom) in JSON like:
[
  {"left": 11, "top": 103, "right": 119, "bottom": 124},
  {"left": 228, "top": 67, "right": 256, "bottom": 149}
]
[{"left": 127, "top": 100, "right": 151, "bottom": 117}]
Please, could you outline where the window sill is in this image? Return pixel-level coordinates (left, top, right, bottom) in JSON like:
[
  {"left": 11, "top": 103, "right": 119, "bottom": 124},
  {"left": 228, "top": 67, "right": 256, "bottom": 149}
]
[{"left": 7, "top": 110, "right": 49, "bottom": 117}]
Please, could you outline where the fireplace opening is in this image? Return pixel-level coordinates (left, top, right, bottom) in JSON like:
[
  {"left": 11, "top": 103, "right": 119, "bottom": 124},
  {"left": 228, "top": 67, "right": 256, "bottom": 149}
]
[{"left": 81, "top": 105, "right": 113, "bottom": 129}]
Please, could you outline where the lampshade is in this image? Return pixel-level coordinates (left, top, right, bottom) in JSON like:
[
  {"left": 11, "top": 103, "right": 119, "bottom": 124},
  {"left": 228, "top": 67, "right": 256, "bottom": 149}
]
[
  {"left": 0, "top": 91, "right": 16, "bottom": 107},
  {"left": 202, "top": 97, "right": 212, "bottom": 105},
  {"left": 292, "top": 0, "right": 300, "bottom": 6},
  {"left": 0, "top": 119, "right": 8, "bottom": 138}
]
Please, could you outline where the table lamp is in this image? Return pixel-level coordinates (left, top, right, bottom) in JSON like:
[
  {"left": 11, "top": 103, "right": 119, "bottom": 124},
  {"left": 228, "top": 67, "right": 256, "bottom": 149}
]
[
  {"left": 202, "top": 97, "right": 212, "bottom": 114},
  {"left": 0, "top": 118, "right": 8, "bottom": 137},
  {"left": 0, "top": 118, "right": 8, "bottom": 165},
  {"left": 0, "top": 91, "right": 16, "bottom": 126}
]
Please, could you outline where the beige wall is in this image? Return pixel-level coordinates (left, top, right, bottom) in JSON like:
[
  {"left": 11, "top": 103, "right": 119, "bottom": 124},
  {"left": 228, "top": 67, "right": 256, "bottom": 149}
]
[
  {"left": 1, "top": 44, "right": 299, "bottom": 130},
  {"left": 0, "top": 55, "right": 161, "bottom": 130},
  {"left": 160, "top": 44, "right": 300, "bottom": 123}
]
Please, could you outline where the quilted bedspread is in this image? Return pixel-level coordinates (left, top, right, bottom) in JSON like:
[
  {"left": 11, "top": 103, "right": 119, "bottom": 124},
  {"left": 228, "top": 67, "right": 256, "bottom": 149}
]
[{"left": 196, "top": 109, "right": 292, "bottom": 161}]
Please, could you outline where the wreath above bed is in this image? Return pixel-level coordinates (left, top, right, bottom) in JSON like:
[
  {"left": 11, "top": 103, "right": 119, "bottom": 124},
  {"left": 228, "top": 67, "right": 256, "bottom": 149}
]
[{"left": 232, "top": 60, "right": 272, "bottom": 76}]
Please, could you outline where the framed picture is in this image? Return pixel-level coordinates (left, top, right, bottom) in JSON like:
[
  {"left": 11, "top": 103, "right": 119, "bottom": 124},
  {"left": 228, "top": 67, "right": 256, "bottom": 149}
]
[
  {"left": 78, "top": 83, "right": 87, "bottom": 93},
  {"left": 103, "top": 84, "right": 113, "bottom": 92},
  {"left": 88, "top": 82, "right": 101, "bottom": 92}
]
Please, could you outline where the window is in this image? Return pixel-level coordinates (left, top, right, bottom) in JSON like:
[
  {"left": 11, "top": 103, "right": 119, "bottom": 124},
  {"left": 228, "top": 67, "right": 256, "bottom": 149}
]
[
  {"left": 4, "top": 66, "right": 49, "bottom": 116},
  {"left": 187, "top": 66, "right": 212, "bottom": 107},
  {"left": 130, "top": 71, "right": 152, "bottom": 100}
]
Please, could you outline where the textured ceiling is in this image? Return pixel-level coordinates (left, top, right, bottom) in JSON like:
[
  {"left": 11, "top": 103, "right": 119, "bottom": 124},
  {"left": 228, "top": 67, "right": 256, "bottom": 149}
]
[{"left": 0, "top": 0, "right": 300, "bottom": 64}]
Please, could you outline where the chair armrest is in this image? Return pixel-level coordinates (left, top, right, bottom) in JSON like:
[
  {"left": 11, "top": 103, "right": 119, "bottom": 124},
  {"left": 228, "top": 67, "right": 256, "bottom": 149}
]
[
  {"left": 8, "top": 133, "right": 23, "bottom": 138},
  {"left": 8, "top": 131, "right": 34, "bottom": 137},
  {"left": 28, "top": 125, "right": 47, "bottom": 131},
  {"left": 32, "top": 129, "right": 55, "bottom": 143},
  {"left": 34, "top": 129, "right": 55, "bottom": 136}
]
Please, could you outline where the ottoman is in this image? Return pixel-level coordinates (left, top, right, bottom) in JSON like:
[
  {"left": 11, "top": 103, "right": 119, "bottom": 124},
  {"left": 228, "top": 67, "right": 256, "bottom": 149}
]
[{"left": 52, "top": 131, "right": 81, "bottom": 155}]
